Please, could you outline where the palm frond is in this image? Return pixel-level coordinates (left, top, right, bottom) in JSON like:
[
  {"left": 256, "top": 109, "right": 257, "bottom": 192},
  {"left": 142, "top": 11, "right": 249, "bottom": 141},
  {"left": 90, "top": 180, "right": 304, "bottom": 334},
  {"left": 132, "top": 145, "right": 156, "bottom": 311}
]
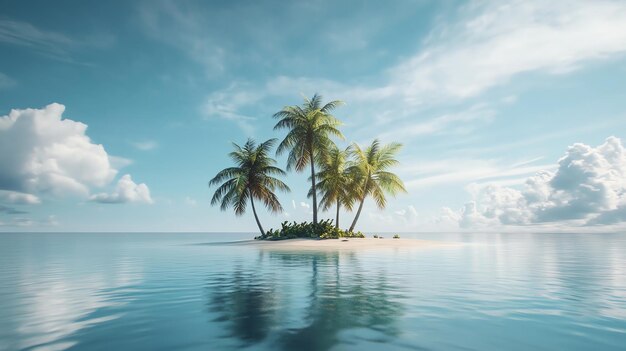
[
  {"left": 320, "top": 99, "right": 344, "bottom": 113},
  {"left": 208, "top": 167, "right": 243, "bottom": 187},
  {"left": 208, "top": 138, "right": 290, "bottom": 218}
]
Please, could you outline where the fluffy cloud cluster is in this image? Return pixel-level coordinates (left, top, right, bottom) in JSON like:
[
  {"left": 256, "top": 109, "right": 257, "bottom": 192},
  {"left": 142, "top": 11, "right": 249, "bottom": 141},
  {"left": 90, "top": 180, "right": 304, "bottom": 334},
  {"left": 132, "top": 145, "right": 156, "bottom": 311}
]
[
  {"left": 456, "top": 137, "right": 626, "bottom": 227},
  {"left": 0, "top": 103, "right": 115, "bottom": 196},
  {"left": 90, "top": 174, "right": 153, "bottom": 204},
  {"left": 0, "top": 103, "right": 151, "bottom": 205}
]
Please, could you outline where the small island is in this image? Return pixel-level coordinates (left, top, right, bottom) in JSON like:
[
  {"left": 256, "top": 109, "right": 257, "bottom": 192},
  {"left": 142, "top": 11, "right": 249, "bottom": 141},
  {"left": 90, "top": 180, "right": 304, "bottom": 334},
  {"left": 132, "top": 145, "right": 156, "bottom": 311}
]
[{"left": 208, "top": 94, "right": 406, "bottom": 240}]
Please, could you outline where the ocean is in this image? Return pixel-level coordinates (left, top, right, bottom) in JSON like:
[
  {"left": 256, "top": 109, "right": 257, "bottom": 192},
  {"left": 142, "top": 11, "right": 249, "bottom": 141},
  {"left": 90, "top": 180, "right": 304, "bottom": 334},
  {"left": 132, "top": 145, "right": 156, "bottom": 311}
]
[{"left": 1, "top": 232, "right": 625, "bottom": 350}]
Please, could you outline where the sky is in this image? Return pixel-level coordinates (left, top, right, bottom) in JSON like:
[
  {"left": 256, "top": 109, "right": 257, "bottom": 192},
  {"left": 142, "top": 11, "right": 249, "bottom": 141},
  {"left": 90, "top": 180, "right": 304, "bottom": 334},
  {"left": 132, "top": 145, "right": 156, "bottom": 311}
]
[{"left": 1, "top": 0, "right": 626, "bottom": 233}]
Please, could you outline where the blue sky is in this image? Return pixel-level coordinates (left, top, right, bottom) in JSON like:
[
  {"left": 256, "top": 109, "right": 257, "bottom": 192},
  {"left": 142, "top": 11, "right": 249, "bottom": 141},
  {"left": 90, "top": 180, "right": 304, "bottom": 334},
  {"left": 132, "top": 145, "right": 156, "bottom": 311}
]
[{"left": 1, "top": 0, "right": 626, "bottom": 232}]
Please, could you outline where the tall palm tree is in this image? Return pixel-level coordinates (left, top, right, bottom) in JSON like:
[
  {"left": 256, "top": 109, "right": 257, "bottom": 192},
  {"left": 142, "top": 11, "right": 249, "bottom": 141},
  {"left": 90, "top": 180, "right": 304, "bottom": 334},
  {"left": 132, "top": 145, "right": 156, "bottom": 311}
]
[
  {"left": 209, "top": 138, "right": 290, "bottom": 236},
  {"left": 273, "top": 94, "right": 344, "bottom": 225},
  {"left": 348, "top": 139, "right": 406, "bottom": 232},
  {"left": 310, "top": 145, "right": 356, "bottom": 228}
]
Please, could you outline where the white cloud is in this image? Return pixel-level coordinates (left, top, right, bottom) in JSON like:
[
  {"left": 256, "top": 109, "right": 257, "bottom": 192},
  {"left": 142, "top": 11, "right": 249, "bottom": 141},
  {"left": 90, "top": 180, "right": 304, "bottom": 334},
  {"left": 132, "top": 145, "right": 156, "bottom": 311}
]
[
  {"left": 379, "top": 104, "right": 496, "bottom": 140},
  {"left": 203, "top": 82, "right": 258, "bottom": 135},
  {"left": 451, "top": 136, "right": 626, "bottom": 228},
  {"left": 438, "top": 207, "right": 462, "bottom": 226},
  {"left": 458, "top": 202, "right": 492, "bottom": 228},
  {"left": 387, "top": 0, "right": 626, "bottom": 104},
  {"left": 0, "top": 190, "right": 41, "bottom": 205},
  {"left": 299, "top": 202, "right": 310, "bottom": 209},
  {"left": 131, "top": 140, "right": 158, "bottom": 151},
  {"left": 0, "top": 103, "right": 150, "bottom": 205},
  {"left": 0, "top": 103, "right": 116, "bottom": 197},
  {"left": 90, "top": 174, "right": 153, "bottom": 204}
]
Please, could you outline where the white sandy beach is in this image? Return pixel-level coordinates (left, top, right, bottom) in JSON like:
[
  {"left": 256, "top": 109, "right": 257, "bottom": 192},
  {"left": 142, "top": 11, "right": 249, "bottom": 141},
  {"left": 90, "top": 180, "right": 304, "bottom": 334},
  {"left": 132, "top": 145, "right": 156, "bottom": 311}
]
[{"left": 232, "top": 238, "right": 459, "bottom": 251}]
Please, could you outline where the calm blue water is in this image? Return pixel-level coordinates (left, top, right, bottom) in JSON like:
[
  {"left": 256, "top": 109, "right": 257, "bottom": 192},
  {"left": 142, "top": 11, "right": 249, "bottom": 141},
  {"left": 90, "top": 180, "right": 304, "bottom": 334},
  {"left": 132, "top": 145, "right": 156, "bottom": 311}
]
[{"left": 0, "top": 232, "right": 625, "bottom": 351}]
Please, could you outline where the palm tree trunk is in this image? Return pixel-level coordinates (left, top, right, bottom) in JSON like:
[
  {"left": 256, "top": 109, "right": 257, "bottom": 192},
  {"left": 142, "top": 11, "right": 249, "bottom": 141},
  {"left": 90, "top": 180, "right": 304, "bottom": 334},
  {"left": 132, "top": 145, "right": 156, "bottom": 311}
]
[
  {"left": 309, "top": 146, "right": 318, "bottom": 225},
  {"left": 335, "top": 199, "right": 340, "bottom": 229},
  {"left": 349, "top": 177, "right": 369, "bottom": 232},
  {"left": 250, "top": 196, "right": 265, "bottom": 236},
  {"left": 349, "top": 196, "right": 365, "bottom": 232}
]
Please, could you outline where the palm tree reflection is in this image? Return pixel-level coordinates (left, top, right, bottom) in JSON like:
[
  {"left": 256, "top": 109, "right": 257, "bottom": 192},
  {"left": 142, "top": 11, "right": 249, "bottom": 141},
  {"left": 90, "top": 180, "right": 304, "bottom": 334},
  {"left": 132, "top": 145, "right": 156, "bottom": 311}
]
[
  {"left": 207, "top": 250, "right": 404, "bottom": 350},
  {"left": 207, "top": 267, "right": 277, "bottom": 344}
]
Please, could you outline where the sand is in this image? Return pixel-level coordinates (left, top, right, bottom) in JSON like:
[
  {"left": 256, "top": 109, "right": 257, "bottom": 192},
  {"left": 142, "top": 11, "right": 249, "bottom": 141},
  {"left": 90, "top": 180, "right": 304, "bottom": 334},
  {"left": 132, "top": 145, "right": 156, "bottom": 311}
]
[{"left": 223, "top": 238, "right": 459, "bottom": 251}]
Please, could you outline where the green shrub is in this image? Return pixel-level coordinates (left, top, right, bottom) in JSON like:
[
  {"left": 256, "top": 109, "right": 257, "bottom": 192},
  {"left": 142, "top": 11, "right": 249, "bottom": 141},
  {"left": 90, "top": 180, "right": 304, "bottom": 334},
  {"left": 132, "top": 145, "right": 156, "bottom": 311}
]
[
  {"left": 255, "top": 220, "right": 364, "bottom": 240},
  {"left": 393, "top": 234, "right": 400, "bottom": 239}
]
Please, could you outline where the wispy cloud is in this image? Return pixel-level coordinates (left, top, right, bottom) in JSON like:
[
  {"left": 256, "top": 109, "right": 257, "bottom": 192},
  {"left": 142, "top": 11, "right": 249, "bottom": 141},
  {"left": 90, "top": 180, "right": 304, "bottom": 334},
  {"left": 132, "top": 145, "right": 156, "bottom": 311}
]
[
  {"left": 135, "top": 0, "right": 410, "bottom": 76},
  {"left": 131, "top": 140, "right": 158, "bottom": 151},
  {"left": 401, "top": 157, "right": 556, "bottom": 190},
  {"left": 378, "top": 104, "right": 496, "bottom": 141},
  {"left": 0, "top": 72, "right": 16, "bottom": 89},
  {"left": 137, "top": 1, "right": 225, "bottom": 74},
  {"left": 202, "top": 76, "right": 357, "bottom": 134},
  {"left": 0, "top": 18, "right": 74, "bottom": 59},
  {"left": 385, "top": 0, "right": 626, "bottom": 105},
  {"left": 510, "top": 156, "right": 545, "bottom": 169},
  {"left": 0, "top": 215, "right": 58, "bottom": 227},
  {"left": 198, "top": 0, "right": 626, "bottom": 143},
  {"left": 0, "top": 190, "right": 40, "bottom": 205},
  {"left": 0, "top": 18, "right": 114, "bottom": 63},
  {"left": 203, "top": 82, "right": 260, "bottom": 135}
]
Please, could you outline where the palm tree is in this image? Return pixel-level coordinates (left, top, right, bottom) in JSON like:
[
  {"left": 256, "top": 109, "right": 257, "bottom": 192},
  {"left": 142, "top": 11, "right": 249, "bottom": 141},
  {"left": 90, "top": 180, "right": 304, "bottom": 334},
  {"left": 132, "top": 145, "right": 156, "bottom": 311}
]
[
  {"left": 310, "top": 145, "right": 356, "bottom": 228},
  {"left": 273, "top": 94, "right": 344, "bottom": 225},
  {"left": 348, "top": 139, "right": 406, "bottom": 232},
  {"left": 209, "top": 138, "right": 290, "bottom": 236}
]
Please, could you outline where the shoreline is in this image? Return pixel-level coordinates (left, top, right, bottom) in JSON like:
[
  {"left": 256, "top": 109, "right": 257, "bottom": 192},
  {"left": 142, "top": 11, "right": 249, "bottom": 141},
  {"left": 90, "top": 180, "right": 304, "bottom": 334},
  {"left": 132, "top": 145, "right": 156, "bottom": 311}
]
[{"left": 207, "top": 238, "right": 460, "bottom": 251}]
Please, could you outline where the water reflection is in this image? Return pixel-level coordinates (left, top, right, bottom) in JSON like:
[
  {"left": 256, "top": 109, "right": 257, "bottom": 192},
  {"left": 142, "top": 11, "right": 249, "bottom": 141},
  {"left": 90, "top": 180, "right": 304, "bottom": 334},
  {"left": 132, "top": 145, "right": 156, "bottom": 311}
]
[
  {"left": 0, "top": 233, "right": 143, "bottom": 351},
  {"left": 1, "top": 233, "right": 626, "bottom": 350},
  {"left": 206, "top": 250, "right": 404, "bottom": 350},
  {"left": 207, "top": 267, "right": 277, "bottom": 344}
]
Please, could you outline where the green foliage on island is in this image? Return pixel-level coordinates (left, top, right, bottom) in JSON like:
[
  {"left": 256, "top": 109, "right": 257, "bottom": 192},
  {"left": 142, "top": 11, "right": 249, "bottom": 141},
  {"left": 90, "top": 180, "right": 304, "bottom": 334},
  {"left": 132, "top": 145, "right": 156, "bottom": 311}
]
[
  {"left": 393, "top": 234, "right": 400, "bottom": 239},
  {"left": 255, "top": 220, "right": 365, "bottom": 240}
]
